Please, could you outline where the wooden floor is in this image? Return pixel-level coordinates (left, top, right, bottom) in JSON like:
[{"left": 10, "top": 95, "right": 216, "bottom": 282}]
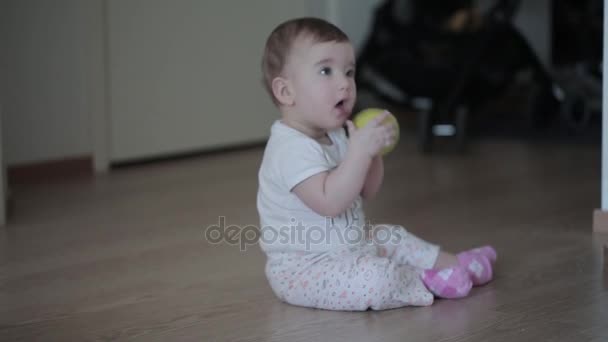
[{"left": 1, "top": 135, "right": 607, "bottom": 341}]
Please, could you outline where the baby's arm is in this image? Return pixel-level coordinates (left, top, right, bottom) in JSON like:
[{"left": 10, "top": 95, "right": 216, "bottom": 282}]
[
  {"left": 293, "top": 112, "right": 394, "bottom": 217},
  {"left": 361, "top": 155, "right": 384, "bottom": 200},
  {"left": 292, "top": 149, "right": 372, "bottom": 217}
]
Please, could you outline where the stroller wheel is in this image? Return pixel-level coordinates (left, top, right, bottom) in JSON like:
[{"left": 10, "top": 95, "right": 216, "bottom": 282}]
[
  {"left": 455, "top": 107, "right": 469, "bottom": 152},
  {"left": 418, "top": 110, "right": 433, "bottom": 153},
  {"left": 560, "top": 93, "right": 592, "bottom": 134}
]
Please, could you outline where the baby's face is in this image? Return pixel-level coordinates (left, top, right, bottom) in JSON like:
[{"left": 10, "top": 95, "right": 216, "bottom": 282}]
[{"left": 284, "top": 36, "right": 356, "bottom": 131}]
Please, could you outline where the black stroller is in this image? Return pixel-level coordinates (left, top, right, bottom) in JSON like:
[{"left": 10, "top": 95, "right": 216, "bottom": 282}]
[{"left": 355, "top": 0, "right": 561, "bottom": 152}]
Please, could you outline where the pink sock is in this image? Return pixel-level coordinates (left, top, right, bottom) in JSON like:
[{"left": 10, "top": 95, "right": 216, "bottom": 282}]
[
  {"left": 457, "top": 252, "right": 493, "bottom": 286},
  {"left": 421, "top": 267, "right": 472, "bottom": 299},
  {"left": 464, "top": 245, "right": 497, "bottom": 263}
]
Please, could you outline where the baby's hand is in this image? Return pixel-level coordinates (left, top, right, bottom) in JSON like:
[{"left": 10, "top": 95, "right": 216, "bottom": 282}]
[{"left": 345, "top": 111, "right": 397, "bottom": 158}]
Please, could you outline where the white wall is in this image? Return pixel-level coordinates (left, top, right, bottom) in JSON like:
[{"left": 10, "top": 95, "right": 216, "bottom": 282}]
[
  {"left": 2, "top": 0, "right": 93, "bottom": 166},
  {"left": 0, "top": 2, "right": 8, "bottom": 223},
  {"left": 0, "top": 2, "right": 8, "bottom": 127},
  {"left": 326, "top": 0, "right": 383, "bottom": 52},
  {"left": 602, "top": 0, "right": 607, "bottom": 210}
]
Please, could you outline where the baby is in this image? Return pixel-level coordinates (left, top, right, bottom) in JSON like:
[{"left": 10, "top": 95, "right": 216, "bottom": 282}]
[{"left": 256, "top": 17, "right": 496, "bottom": 311}]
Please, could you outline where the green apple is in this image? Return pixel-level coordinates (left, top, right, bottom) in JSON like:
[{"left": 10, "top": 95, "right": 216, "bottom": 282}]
[{"left": 353, "top": 108, "right": 399, "bottom": 155}]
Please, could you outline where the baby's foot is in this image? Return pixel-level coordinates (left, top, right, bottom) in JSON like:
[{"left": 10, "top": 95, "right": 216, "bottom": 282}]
[
  {"left": 421, "top": 266, "right": 472, "bottom": 299},
  {"left": 457, "top": 252, "right": 493, "bottom": 286},
  {"left": 464, "top": 245, "right": 497, "bottom": 263}
]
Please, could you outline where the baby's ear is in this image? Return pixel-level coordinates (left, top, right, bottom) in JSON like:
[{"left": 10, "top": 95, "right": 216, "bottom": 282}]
[{"left": 271, "top": 77, "right": 294, "bottom": 106}]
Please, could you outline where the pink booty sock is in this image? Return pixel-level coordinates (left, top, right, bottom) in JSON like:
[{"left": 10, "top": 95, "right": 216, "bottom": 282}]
[
  {"left": 421, "top": 267, "right": 472, "bottom": 299},
  {"left": 457, "top": 252, "right": 493, "bottom": 286},
  {"left": 465, "top": 245, "right": 497, "bottom": 263}
]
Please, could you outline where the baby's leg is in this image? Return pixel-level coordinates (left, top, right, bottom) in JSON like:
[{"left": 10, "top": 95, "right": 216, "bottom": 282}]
[
  {"left": 265, "top": 247, "right": 434, "bottom": 311},
  {"left": 370, "top": 224, "right": 440, "bottom": 269},
  {"left": 370, "top": 224, "right": 495, "bottom": 286},
  {"left": 370, "top": 225, "right": 478, "bottom": 297}
]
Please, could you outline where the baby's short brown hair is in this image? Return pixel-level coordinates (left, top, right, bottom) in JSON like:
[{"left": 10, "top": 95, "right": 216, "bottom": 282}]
[{"left": 261, "top": 17, "right": 349, "bottom": 105}]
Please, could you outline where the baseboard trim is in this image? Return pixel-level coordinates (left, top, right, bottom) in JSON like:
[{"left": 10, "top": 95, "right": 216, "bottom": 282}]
[
  {"left": 593, "top": 209, "right": 608, "bottom": 233},
  {"left": 112, "top": 141, "right": 267, "bottom": 168},
  {"left": 8, "top": 156, "right": 93, "bottom": 185}
]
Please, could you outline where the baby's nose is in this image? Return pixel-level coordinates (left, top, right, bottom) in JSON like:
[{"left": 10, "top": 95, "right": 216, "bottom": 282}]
[{"left": 338, "top": 75, "right": 351, "bottom": 90}]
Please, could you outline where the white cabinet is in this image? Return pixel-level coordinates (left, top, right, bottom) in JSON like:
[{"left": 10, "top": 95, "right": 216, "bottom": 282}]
[{"left": 107, "top": 0, "right": 311, "bottom": 162}]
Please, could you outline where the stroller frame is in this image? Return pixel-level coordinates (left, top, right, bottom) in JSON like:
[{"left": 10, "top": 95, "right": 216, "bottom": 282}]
[{"left": 356, "top": 0, "right": 560, "bottom": 152}]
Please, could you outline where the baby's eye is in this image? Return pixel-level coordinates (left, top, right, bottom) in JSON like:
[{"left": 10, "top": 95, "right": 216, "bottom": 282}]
[
  {"left": 320, "top": 67, "right": 332, "bottom": 76},
  {"left": 346, "top": 69, "right": 355, "bottom": 77}
]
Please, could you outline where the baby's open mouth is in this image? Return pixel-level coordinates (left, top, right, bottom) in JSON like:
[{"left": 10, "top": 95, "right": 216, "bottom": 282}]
[{"left": 335, "top": 99, "right": 345, "bottom": 108}]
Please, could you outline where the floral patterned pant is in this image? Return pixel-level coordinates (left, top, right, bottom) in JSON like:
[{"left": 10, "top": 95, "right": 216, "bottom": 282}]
[{"left": 265, "top": 225, "right": 440, "bottom": 311}]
